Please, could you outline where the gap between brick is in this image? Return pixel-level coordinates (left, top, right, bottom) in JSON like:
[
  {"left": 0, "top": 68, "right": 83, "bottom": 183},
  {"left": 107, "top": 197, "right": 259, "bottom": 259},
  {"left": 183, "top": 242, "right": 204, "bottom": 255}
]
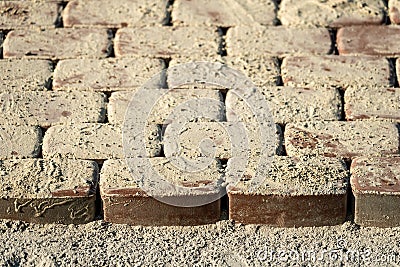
[
  {"left": 106, "top": 29, "right": 117, "bottom": 58},
  {"left": 217, "top": 27, "right": 229, "bottom": 57},
  {"left": 54, "top": 1, "right": 68, "bottom": 28},
  {"left": 328, "top": 28, "right": 339, "bottom": 55},
  {"left": 388, "top": 58, "right": 399, "bottom": 87},
  {"left": 162, "top": 0, "right": 175, "bottom": 26}
]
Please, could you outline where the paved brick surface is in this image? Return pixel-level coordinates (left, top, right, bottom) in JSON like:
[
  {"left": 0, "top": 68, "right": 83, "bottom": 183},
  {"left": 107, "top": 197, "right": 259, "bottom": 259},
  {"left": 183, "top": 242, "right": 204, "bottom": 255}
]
[
  {"left": 114, "top": 26, "right": 219, "bottom": 58},
  {"left": 226, "top": 26, "right": 331, "bottom": 57},
  {"left": 278, "top": 0, "right": 385, "bottom": 28},
  {"left": 281, "top": 56, "right": 391, "bottom": 90},
  {"left": 389, "top": 0, "right": 400, "bottom": 24},
  {"left": 345, "top": 87, "right": 400, "bottom": 121},
  {"left": 100, "top": 158, "right": 221, "bottom": 226},
  {"left": 3, "top": 28, "right": 109, "bottom": 60},
  {"left": 285, "top": 121, "right": 399, "bottom": 160},
  {"left": 337, "top": 26, "right": 400, "bottom": 56},
  {"left": 63, "top": 0, "right": 166, "bottom": 28},
  {"left": 226, "top": 86, "right": 342, "bottom": 124},
  {"left": 351, "top": 156, "right": 400, "bottom": 227},
  {"left": 0, "top": 125, "right": 41, "bottom": 160},
  {"left": 53, "top": 58, "right": 165, "bottom": 91},
  {"left": 0, "top": 59, "right": 52, "bottom": 91},
  {"left": 0, "top": 91, "right": 106, "bottom": 128},
  {"left": 0, "top": 158, "right": 98, "bottom": 224},
  {"left": 172, "top": 0, "right": 276, "bottom": 27},
  {"left": 227, "top": 156, "right": 349, "bottom": 226}
]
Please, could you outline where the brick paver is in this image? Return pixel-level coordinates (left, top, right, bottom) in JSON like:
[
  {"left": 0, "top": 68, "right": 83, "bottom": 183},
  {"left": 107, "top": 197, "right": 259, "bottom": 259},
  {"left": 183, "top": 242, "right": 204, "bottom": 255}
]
[
  {"left": 0, "top": 125, "right": 41, "bottom": 160},
  {"left": 0, "top": 158, "right": 98, "bottom": 224},
  {"left": 351, "top": 156, "right": 400, "bottom": 227},
  {"left": 389, "top": 0, "right": 400, "bottom": 24}
]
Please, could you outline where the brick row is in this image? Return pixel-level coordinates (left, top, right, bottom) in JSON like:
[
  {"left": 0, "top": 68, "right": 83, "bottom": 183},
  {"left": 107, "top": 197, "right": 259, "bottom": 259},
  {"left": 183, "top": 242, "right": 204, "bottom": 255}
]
[{"left": 0, "top": 125, "right": 41, "bottom": 160}]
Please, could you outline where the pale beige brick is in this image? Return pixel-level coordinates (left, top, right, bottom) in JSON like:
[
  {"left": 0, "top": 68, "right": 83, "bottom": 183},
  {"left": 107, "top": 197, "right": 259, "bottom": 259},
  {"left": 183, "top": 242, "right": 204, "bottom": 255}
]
[{"left": 0, "top": 125, "right": 42, "bottom": 160}]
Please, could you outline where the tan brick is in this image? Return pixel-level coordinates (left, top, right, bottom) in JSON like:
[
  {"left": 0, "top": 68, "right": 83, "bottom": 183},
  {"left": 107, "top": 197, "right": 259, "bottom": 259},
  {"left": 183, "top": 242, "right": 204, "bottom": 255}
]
[
  {"left": 0, "top": 91, "right": 106, "bottom": 128},
  {"left": 0, "top": 125, "right": 41, "bottom": 160},
  {"left": 281, "top": 56, "right": 391, "bottom": 90},
  {"left": 43, "top": 123, "right": 161, "bottom": 160},
  {"left": 172, "top": 0, "right": 276, "bottom": 27},
  {"left": 389, "top": 0, "right": 400, "bottom": 24},
  {"left": 3, "top": 28, "right": 109, "bottom": 60},
  {"left": 278, "top": 0, "right": 385, "bottom": 28},
  {"left": 345, "top": 87, "right": 400, "bottom": 121},
  {"left": 285, "top": 121, "right": 399, "bottom": 160},
  {"left": 53, "top": 58, "right": 165, "bottom": 91},
  {"left": 337, "top": 26, "right": 400, "bottom": 56},
  {"left": 226, "top": 26, "right": 331, "bottom": 57},
  {"left": 0, "top": 59, "right": 52, "bottom": 91},
  {"left": 0, "top": 158, "right": 98, "bottom": 224},
  {"left": 114, "top": 26, "right": 219, "bottom": 58},
  {"left": 63, "top": 0, "right": 166, "bottom": 28}
]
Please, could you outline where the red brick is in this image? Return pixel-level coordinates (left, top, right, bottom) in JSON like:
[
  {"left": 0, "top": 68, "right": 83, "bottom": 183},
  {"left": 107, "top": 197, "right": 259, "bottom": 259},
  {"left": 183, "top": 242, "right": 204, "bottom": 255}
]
[
  {"left": 389, "top": 0, "right": 400, "bottom": 24},
  {"left": 0, "top": 125, "right": 42, "bottom": 160}
]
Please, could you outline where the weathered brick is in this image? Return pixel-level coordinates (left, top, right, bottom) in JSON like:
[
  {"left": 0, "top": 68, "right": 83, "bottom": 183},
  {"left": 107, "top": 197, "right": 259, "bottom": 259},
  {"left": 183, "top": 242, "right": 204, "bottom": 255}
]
[
  {"left": 337, "top": 26, "right": 400, "bottom": 56},
  {"left": 227, "top": 156, "right": 349, "bottom": 226},
  {"left": 0, "top": 125, "right": 41, "bottom": 160},
  {"left": 226, "top": 26, "right": 331, "bottom": 57},
  {"left": 389, "top": 0, "right": 400, "bottom": 24},
  {"left": 3, "top": 28, "right": 109, "bottom": 60},
  {"left": 100, "top": 158, "right": 221, "bottom": 225},
  {"left": 108, "top": 89, "right": 224, "bottom": 125},
  {"left": 43, "top": 123, "right": 161, "bottom": 160},
  {"left": 281, "top": 56, "right": 391, "bottom": 90},
  {"left": 0, "top": 1, "right": 58, "bottom": 29},
  {"left": 0, "top": 91, "right": 106, "bottom": 128},
  {"left": 285, "top": 121, "right": 399, "bottom": 160},
  {"left": 0, "top": 59, "right": 52, "bottom": 91},
  {"left": 63, "top": 0, "right": 166, "bottom": 28},
  {"left": 351, "top": 156, "right": 400, "bottom": 227},
  {"left": 345, "top": 87, "right": 400, "bottom": 121},
  {"left": 114, "top": 26, "right": 219, "bottom": 58},
  {"left": 226, "top": 86, "right": 342, "bottom": 124},
  {"left": 0, "top": 158, "right": 98, "bottom": 224},
  {"left": 172, "top": 0, "right": 276, "bottom": 27},
  {"left": 53, "top": 58, "right": 165, "bottom": 91},
  {"left": 278, "top": 0, "right": 385, "bottom": 28}
]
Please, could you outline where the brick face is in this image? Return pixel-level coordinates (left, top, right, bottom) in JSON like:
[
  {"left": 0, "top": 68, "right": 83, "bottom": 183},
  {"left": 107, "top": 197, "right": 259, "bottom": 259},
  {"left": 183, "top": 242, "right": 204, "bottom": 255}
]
[
  {"left": 389, "top": 0, "right": 400, "bottom": 24},
  {"left": 0, "top": 125, "right": 42, "bottom": 160}
]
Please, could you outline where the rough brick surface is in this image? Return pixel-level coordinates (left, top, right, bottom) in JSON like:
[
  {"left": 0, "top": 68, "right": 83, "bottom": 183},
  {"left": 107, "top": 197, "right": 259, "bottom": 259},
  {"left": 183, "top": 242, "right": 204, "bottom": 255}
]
[
  {"left": 337, "top": 26, "right": 400, "bottom": 56},
  {"left": 345, "top": 87, "right": 400, "bottom": 121},
  {"left": 285, "top": 121, "right": 399, "bottom": 160},
  {"left": 281, "top": 56, "right": 391, "bottom": 90},
  {"left": 172, "top": 0, "right": 276, "bottom": 27},
  {"left": 63, "top": 0, "right": 166, "bottom": 28},
  {"left": 0, "top": 125, "right": 41, "bottom": 160},
  {"left": 0, "top": 158, "right": 98, "bottom": 224},
  {"left": 53, "top": 58, "right": 165, "bottom": 91},
  {"left": 389, "top": 0, "right": 400, "bottom": 24},
  {"left": 226, "top": 86, "right": 342, "bottom": 124},
  {"left": 100, "top": 158, "right": 221, "bottom": 226},
  {"left": 226, "top": 26, "right": 331, "bottom": 57},
  {"left": 278, "top": 0, "right": 385, "bottom": 28},
  {"left": 3, "top": 29, "right": 109, "bottom": 60},
  {"left": 0, "top": 91, "right": 106, "bottom": 128},
  {"left": 114, "top": 26, "right": 219, "bottom": 58},
  {"left": 0, "top": 59, "right": 52, "bottom": 91},
  {"left": 227, "top": 156, "right": 349, "bottom": 226},
  {"left": 351, "top": 156, "right": 400, "bottom": 227}
]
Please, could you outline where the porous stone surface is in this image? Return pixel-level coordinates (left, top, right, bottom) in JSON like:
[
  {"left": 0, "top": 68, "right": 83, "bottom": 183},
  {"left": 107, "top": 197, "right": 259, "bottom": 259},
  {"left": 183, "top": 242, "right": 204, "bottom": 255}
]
[
  {"left": 389, "top": 0, "right": 400, "bottom": 24},
  {"left": 0, "top": 125, "right": 41, "bottom": 160}
]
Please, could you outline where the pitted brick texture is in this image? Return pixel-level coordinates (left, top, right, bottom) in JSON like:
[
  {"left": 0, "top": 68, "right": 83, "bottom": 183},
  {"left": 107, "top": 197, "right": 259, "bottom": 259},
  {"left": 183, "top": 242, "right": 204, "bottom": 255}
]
[{"left": 0, "top": 125, "right": 42, "bottom": 160}]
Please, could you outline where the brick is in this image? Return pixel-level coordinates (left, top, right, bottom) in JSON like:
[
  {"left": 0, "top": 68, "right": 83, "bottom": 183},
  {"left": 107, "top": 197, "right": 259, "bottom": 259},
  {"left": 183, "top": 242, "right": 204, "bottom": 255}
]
[
  {"left": 0, "top": 59, "right": 52, "bottom": 91},
  {"left": 227, "top": 156, "right": 349, "bottom": 226},
  {"left": 226, "top": 26, "right": 331, "bottom": 57},
  {"left": 0, "top": 1, "right": 58, "bottom": 29},
  {"left": 100, "top": 158, "right": 221, "bottom": 226},
  {"left": 345, "top": 87, "right": 400, "bottom": 121},
  {"left": 3, "top": 28, "right": 109, "bottom": 60},
  {"left": 337, "top": 26, "right": 400, "bottom": 56},
  {"left": 0, "top": 125, "right": 41, "bottom": 160},
  {"left": 172, "top": 0, "right": 276, "bottom": 27},
  {"left": 285, "top": 121, "right": 399, "bottom": 160},
  {"left": 389, "top": 0, "right": 400, "bottom": 24},
  {"left": 108, "top": 89, "right": 224, "bottom": 125},
  {"left": 351, "top": 156, "right": 400, "bottom": 227},
  {"left": 53, "top": 58, "right": 165, "bottom": 91},
  {"left": 278, "top": 0, "right": 385, "bottom": 28},
  {"left": 114, "top": 26, "right": 219, "bottom": 58},
  {"left": 63, "top": 0, "right": 166, "bottom": 28},
  {"left": 281, "top": 56, "right": 391, "bottom": 90},
  {"left": 0, "top": 158, "right": 98, "bottom": 224},
  {"left": 0, "top": 91, "right": 106, "bottom": 128},
  {"left": 43, "top": 123, "right": 161, "bottom": 160},
  {"left": 226, "top": 86, "right": 342, "bottom": 124}
]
